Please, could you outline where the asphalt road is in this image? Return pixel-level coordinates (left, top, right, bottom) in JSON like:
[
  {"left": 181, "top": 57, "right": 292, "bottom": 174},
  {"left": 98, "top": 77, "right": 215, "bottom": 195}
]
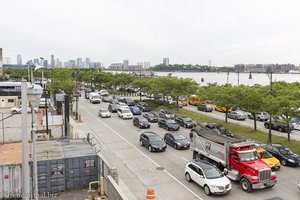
[{"left": 78, "top": 98, "right": 300, "bottom": 200}]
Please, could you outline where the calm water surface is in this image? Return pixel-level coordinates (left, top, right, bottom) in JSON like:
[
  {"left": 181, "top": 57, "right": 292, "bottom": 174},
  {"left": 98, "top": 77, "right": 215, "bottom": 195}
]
[{"left": 155, "top": 72, "right": 300, "bottom": 86}]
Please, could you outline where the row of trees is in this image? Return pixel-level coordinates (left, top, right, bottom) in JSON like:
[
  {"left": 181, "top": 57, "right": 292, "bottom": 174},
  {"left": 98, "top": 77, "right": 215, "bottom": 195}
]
[{"left": 3, "top": 68, "right": 299, "bottom": 142}]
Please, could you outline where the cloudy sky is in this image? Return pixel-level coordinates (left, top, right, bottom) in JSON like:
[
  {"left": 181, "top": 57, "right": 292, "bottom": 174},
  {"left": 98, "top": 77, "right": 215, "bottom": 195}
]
[{"left": 1, "top": 0, "right": 300, "bottom": 67}]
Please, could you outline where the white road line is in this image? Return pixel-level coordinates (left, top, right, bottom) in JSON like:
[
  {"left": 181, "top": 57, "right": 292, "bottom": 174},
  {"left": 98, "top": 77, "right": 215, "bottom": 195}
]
[
  {"left": 81, "top": 106, "right": 203, "bottom": 200},
  {"left": 181, "top": 157, "right": 189, "bottom": 162}
]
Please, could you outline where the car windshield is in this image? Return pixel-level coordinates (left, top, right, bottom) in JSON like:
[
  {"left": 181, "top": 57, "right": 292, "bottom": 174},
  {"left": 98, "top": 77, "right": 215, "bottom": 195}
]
[
  {"left": 149, "top": 135, "right": 162, "bottom": 142},
  {"left": 101, "top": 109, "right": 109, "bottom": 113},
  {"left": 149, "top": 113, "right": 157, "bottom": 117},
  {"left": 173, "top": 135, "right": 186, "bottom": 140},
  {"left": 167, "top": 120, "right": 176, "bottom": 124},
  {"left": 139, "top": 118, "right": 147, "bottom": 122},
  {"left": 261, "top": 151, "right": 273, "bottom": 158},
  {"left": 183, "top": 118, "right": 192, "bottom": 122},
  {"left": 203, "top": 167, "right": 223, "bottom": 179},
  {"left": 239, "top": 151, "right": 259, "bottom": 162},
  {"left": 279, "top": 147, "right": 293, "bottom": 155}
]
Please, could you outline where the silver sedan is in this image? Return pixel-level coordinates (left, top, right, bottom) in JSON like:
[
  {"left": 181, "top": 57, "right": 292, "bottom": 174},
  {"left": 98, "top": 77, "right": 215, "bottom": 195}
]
[{"left": 228, "top": 111, "right": 247, "bottom": 120}]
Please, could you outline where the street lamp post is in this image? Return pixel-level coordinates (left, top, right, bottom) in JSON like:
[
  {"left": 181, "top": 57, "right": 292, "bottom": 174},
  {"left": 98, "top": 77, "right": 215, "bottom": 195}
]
[
  {"left": 237, "top": 70, "right": 240, "bottom": 86},
  {"left": 266, "top": 70, "right": 273, "bottom": 144},
  {"left": 226, "top": 72, "right": 229, "bottom": 84}
]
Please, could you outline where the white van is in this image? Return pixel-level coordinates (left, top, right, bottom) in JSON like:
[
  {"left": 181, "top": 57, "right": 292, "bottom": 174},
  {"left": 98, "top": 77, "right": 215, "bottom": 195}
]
[{"left": 89, "top": 92, "right": 101, "bottom": 104}]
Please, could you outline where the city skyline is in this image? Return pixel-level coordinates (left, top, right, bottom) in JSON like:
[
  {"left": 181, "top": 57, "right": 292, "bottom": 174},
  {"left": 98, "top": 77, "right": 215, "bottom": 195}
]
[{"left": 1, "top": 0, "right": 300, "bottom": 67}]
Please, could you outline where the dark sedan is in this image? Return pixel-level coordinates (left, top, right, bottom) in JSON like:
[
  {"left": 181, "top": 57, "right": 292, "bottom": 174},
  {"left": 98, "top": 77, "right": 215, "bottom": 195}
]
[
  {"left": 175, "top": 116, "right": 197, "bottom": 128},
  {"left": 264, "top": 120, "right": 294, "bottom": 132},
  {"left": 137, "top": 102, "right": 151, "bottom": 112},
  {"left": 197, "top": 104, "right": 214, "bottom": 112},
  {"left": 140, "top": 132, "right": 166, "bottom": 152},
  {"left": 143, "top": 112, "right": 159, "bottom": 123},
  {"left": 163, "top": 132, "right": 190, "bottom": 149},
  {"left": 204, "top": 123, "right": 234, "bottom": 137},
  {"left": 133, "top": 116, "right": 150, "bottom": 129},
  {"left": 262, "top": 144, "right": 300, "bottom": 167},
  {"left": 125, "top": 98, "right": 135, "bottom": 106},
  {"left": 158, "top": 119, "right": 180, "bottom": 131},
  {"left": 129, "top": 106, "right": 141, "bottom": 115},
  {"left": 108, "top": 103, "right": 118, "bottom": 113}
]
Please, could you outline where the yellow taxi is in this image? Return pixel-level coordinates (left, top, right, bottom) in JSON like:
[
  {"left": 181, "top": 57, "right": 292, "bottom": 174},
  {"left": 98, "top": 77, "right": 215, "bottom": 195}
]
[
  {"left": 257, "top": 147, "right": 281, "bottom": 171},
  {"left": 178, "top": 97, "right": 188, "bottom": 106}
]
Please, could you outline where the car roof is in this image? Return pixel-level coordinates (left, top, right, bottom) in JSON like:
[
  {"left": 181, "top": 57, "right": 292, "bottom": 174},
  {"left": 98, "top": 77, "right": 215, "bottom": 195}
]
[
  {"left": 188, "top": 160, "right": 215, "bottom": 170},
  {"left": 142, "top": 132, "right": 158, "bottom": 136}
]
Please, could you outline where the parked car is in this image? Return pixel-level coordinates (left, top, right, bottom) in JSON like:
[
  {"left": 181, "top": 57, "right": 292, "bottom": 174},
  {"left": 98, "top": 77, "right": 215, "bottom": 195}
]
[
  {"left": 139, "top": 132, "right": 166, "bottom": 152},
  {"left": 262, "top": 144, "right": 300, "bottom": 167},
  {"left": 264, "top": 119, "right": 294, "bottom": 132},
  {"left": 124, "top": 98, "right": 135, "bottom": 106},
  {"left": 117, "top": 108, "right": 133, "bottom": 119},
  {"left": 108, "top": 103, "right": 118, "bottom": 113},
  {"left": 136, "top": 102, "right": 151, "bottom": 112},
  {"left": 197, "top": 104, "right": 213, "bottom": 112},
  {"left": 227, "top": 111, "right": 247, "bottom": 120},
  {"left": 101, "top": 95, "right": 112, "bottom": 102},
  {"left": 292, "top": 121, "right": 300, "bottom": 131},
  {"left": 255, "top": 112, "right": 270, "bottom": 121},
  {"left": 143, "top": 112, "right": 159, "bottom": 123},
  {"left": 129, "top": 106, "right": 141, "bottom": 115},
  {"left": 185, "top": 160, "right": 231, "bottom": 195},
  {"left": 133, "top": 116, "right": 150, "bottom": 129},
  {"left": 158, "top": 119, "right": 180, "bottom": 131},
  {"left": 98, "top": 108, "right": 111, "bottom": 118},
  {"left": 117, "top": 102, "right": 129, "bottom": 110},
  {"left": 11, "top": 105, "right": 38, "bottom": 114},
  {"left": 175, "top": 116, "right": 197, "bottom": 128},
  {"left": 163, "top": 132, "right": 190, "bottom": 149},
  {"left": 256, "top": 147, "right": 281, "bottom": 171},
  {"left": 204, "top": 123, "right": 233, "bottom": 137},
  {"left": 99, "top": 89, "right": 109, "bottom": 96},
  {"left": 159, "top": 109, "right": 175, "bottom": 119}
]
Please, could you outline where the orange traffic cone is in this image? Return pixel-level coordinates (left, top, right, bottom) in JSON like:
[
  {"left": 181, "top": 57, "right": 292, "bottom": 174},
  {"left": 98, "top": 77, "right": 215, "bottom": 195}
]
[{"left": 146, "top": 189, "right": 155, "bottom": 200}]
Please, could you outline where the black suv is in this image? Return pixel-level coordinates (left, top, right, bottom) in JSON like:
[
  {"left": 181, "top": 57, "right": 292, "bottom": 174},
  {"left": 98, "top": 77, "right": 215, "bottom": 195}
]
[
  {"left": 262, "top": 144, "right": 300, "bottom": 167},
  {"left": 264, "top": 119, "right": 294, "bottom": 132},
  {"left": 204, "top": 123, "right": 233, "bottom": 137},
  {"left": 133, "top": 116, "right": 150, "bottom": 129},
  {"left": 137, "top": 102, "right": 151, "bottom": 112},
  {"left": 158, "top": 119, "right": 180, "bottom": 131},
  {"left": 175, "top": 116, "right": 196, "bottom": 128},
  {"left": 140, "top": 132, "right": 166, "bottom": 152}
]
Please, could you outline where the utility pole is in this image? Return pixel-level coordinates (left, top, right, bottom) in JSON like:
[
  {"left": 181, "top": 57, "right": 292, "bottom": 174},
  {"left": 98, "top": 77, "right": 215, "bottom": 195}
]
[{"left": 267, "top": 71, "right": 273, "bottom": 144}]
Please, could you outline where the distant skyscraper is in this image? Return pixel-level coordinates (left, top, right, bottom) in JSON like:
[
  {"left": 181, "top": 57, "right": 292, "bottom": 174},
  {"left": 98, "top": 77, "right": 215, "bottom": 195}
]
[
  {"left": 77, "top": 58, "right": 83, "bottom": 68},
  {"left": 209, "top": 59, "right": 212, "bottom": 66},
  {"left": 0, "top": 48, "right": 2, "bottom": 75},
  {"left": 51, "top": 55, "right": 55, "bottom": 68},
  {"left": 144, "top": 62, "right": 151, "bottom": 68},
  {"left": 163, "top": 58, "right": 169, "bottom": 66},
  {"left": 123, "top": 60, "right": 129, "bottom": 70},
  {"left": 17, "top": 54, "right": 22, "bottom": 65},
  {"left": 33, "top": 58, "right": 39, "bottom": 65},
  {"left": 86, "top": 58, "right": 91, "bottom": 68},
  {"left": 43, "top": 60, "right": 48, "bottom": 67}
]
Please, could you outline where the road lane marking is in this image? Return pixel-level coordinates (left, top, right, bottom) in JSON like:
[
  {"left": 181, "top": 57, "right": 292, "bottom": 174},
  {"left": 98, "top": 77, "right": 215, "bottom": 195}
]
[
  {"left": 181, "top": 157, "right": 189, "bottom": 162},
  {"left": 81, "top": 106, "right": 203, "bottom": 200}
]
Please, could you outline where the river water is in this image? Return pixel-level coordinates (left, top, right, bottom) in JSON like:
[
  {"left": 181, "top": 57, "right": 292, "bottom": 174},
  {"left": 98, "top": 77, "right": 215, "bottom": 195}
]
[{"left": 154, "top": 72, "right": 300, "bottom": 86}]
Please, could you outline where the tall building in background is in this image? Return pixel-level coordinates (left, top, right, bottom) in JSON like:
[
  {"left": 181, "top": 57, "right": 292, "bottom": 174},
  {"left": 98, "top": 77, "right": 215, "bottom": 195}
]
[
  {"left": 33, "top": 58, "right": 39, "bottom": 65},
  {"left": 0, "top": 48, "right": 3, "bottom": 75},
  {"left": 163, "top": 58, "right": 169, "bottom": 66},
  {"left": 51, "top": 55, "right": 55, "bottom": 68},
  {"left": 86, "top": 58, "right": 91, "bottom": 68},
  {"left": 77, "top": 58, "right": 83, "bottom": 68},
  {"left": 123, "top": 59, "right": 129, "bottom": 70},
  {"left": 209, "top": 59, "right": 212, "bottom": 66},
  {"left": 144, "top": 62, "right": 151, "bottom": 68},
  {"left": 17, "top": 54, "right": 22, "bottom": 65}
]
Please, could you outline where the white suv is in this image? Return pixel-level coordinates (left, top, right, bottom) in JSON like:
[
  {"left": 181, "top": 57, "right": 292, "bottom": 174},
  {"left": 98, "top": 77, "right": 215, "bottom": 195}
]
[
  {"left": 185, "top": 161, "right": 231, "bottom": 195},
  {"left": 117, "top": 108, "right": 133, "bottom": 119}
]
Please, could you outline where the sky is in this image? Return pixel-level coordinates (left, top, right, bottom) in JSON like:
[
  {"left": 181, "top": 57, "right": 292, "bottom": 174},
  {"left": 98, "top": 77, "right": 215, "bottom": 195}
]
[{"left": 1, "top": 0, "right": 300, "bottom": 67}]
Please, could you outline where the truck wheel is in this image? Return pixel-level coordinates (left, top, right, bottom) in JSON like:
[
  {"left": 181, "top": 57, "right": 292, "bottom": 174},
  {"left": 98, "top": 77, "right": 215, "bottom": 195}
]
[
  {"left": 240, "top": 178, "right": 252, "bottom": 193},
  {"left": 281, "top": 159, "right": 287, "bottom": 166},
  {"left": 204, "top": 185, "right": 211, "bottom": 195},
  {"left": 185, "top": 172, "right": 192, "bottom": 182}
]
